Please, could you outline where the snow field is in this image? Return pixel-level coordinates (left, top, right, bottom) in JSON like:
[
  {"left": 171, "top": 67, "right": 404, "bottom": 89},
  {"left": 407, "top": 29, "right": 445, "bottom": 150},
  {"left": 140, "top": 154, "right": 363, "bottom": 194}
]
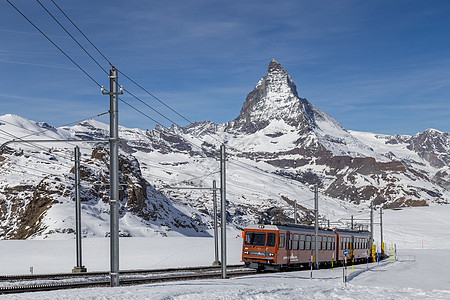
[{"left": 1, "top": 205, "right": 450, "bottom": 298}]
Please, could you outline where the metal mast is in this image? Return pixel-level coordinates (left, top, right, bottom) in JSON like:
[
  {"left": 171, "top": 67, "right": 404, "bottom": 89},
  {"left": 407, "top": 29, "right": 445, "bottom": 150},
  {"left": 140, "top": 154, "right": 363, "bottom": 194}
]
[
  {"left": 294, "top": 200, "right": 298, "bottom": 224},
  {"left": 103, "top": 67, "right": 122, "bottom": 287},
  {"left": 370, "top": 201, "right": 374, "bottom": 254},
  {"left": 220, "top": 144, "right": 227, "bottom": 278},
  {"left": 213, "top": 180, "right": 219, "bottom": 265},
  {"left": 314, "top": 184, "right": 319, "bottom": 269},
  {"left": 380, "top": 207, "right": 384, "bottom": 257},
  {"left": 73, "top": 146, "right": 86, "bottom": 272}
]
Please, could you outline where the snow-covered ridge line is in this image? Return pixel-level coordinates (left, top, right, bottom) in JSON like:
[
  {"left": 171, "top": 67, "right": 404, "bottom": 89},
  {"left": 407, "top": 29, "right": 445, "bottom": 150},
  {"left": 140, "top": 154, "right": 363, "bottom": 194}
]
[{"left": 0, "top": 60, "right": 449, "bottom": 240}]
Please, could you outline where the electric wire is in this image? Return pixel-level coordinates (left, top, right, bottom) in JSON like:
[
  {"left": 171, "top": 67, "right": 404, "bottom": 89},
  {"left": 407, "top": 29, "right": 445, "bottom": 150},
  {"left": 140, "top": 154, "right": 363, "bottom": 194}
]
[
  {"left": 6, "top": 0, "right": 102, "bottom": 88},
  {"left": 122, "top": 88, "right": 181, "bottom": 127},
  {"left": 10, "top": 162, "right": 65, "bottom": 177},
  {"left": 8, "top": 0, "right": 316, "bottom": 208},
  {"left": 36, "top": 0, "right": 109, "bottom": 74},
  {"left": 0, "top": 117, "right": 107, "bottom": 162},
  {"left": 0, "top": 128, "right": 107, "bottom": 174},
  {"left": 118, "top": 70, "right": 194, "bottom": 125},
  {"left": 45, "top": 0, "right": 193, "bottom": 130},
  {"left": 49, "top": 0, "right": 113, "bottom": 67},
  {"left": 5, "top": 167, "right": 53, "bottom": 180},
  {"left": 21, "top": 0, "right": 220, "bottom": 159},
  {"left": 0, "top": 111, "right": 109, "bottom": 141}
]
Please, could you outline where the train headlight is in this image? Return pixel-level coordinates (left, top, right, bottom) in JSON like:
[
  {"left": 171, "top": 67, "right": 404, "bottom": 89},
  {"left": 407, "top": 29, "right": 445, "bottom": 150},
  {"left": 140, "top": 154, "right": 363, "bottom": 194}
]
[
  {"left": 244, "top": 251, "right": 249, "bottom": 255},
  {"left": 268, "top": 253, "right": 274, "bottom": 257}
]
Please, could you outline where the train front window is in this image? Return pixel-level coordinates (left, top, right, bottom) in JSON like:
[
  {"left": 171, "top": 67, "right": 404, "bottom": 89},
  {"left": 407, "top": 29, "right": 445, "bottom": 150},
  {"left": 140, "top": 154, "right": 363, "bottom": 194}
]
[
  {"left": 267, "top": 233, "right": 276, "bottom": 247},
  {"left": 245, "top": 232, "right": 266, "bottom": 246}
]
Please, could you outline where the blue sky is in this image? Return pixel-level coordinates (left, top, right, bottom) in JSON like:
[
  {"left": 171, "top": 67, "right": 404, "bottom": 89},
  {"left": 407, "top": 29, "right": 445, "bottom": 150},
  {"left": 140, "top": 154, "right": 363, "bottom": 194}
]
[{"left": 1, "top": 0, "right": 449, "bottom": 135}]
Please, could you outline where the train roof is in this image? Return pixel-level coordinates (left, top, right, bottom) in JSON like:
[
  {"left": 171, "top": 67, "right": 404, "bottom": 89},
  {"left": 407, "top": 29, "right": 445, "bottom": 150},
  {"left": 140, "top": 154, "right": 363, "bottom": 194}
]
[
  {"left": 244, "top": 223, "right": 334, "bottom": 235},
  {"left": 244, "top": 223, "right": 370, "bottom": 237},
  {"left": 335, "top": 229, "right": 371, "bottom": 237}
]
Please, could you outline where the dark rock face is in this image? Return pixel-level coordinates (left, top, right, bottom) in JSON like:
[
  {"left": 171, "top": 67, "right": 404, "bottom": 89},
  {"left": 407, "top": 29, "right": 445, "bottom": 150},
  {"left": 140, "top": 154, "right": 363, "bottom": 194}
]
[
  {"left": 407, "top": 129, "right": 450, "bottom": 168},
  {"left": 0, "top": 146, "right": 210, "bottom": 239},
  {"left": 1, "top": 60, "right": 449, "bottom": 239}
]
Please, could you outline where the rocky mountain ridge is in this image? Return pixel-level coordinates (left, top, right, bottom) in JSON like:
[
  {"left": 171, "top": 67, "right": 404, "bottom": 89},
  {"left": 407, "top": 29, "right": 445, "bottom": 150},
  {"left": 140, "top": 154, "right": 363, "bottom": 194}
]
[{"left": 0, "top": 59, "right": 449, "bottom": 239}]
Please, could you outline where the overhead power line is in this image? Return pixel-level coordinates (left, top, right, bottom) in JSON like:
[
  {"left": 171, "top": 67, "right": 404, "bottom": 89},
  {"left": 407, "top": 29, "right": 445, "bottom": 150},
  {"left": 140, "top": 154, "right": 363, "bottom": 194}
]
[
  {"left": 49, "top": 0, "right": 113, "bottom": 67},
  {"left": 0, "top": 111, "right": 108, "bottom": 141},
  {"left": 8, "top": 0, "right": 314, "bottom": 194},
  {"left": 36, "top": 0, "right": 108, "bottom": 75},
  {"left": 45, "top": 0, "right": 192, "bottom": 129},
  {"left": 118, "top": 71, "right": 194, "bottom": 125},
  {"left": 6, "top": 0, "right": 103, "bottom": 88}
]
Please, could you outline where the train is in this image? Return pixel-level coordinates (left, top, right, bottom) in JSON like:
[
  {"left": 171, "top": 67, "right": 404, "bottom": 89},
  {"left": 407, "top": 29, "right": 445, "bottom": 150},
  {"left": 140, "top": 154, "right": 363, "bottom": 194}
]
[{"left": 242, "top": 223, "right": 371, "bottom": 271}]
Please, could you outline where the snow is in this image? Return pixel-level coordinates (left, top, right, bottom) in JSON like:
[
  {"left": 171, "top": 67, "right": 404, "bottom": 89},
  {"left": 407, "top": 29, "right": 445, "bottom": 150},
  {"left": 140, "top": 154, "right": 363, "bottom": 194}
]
[{"left": 1, "top": 205, "right": 450, "bottom": 299}]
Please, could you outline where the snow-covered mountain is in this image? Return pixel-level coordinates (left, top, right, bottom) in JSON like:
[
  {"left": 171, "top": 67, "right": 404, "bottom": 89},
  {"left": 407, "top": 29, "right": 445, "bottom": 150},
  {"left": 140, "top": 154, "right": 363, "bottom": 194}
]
[{"left": 0, "top": 60, "right": 449, "bottom": 239}]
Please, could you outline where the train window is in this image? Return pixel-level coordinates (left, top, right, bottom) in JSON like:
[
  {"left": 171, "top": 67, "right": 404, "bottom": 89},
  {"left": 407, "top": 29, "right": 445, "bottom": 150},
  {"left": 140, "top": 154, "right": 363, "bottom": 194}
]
[
  {"left": 323, "top": 237, "right": 327, "bottom": 250},
  {"left": 244, "top": 232, "right": 266, "bottom": 246},
  {"left": 306, "top": 235, "right": 311, "bottom": 250},
  {"left": 300, "top": 235, "right": 305, "bottom": 250},
  {"left": 279, "top": 233, "right": 285, "bottom": 248},
  {"left": 267, "top": 233, "right": 276, "bottom": 247},
  {"left": 312, "top": 236, "right": 316, "bottom": 250},
  {"left": 293, "top": 234, "right": 299, "bottom": 250},
  {"left": 333, "top": 237, "right": 335, "bottom": 250},
  {"left": 327, "top": 237, "right": 331, "bottom": 250},
  {"left": 286, "top": 233, "right": 292, "bottom": 250},
  {"left": 317, "top": 236, "right": 322, "bottom": 250}
]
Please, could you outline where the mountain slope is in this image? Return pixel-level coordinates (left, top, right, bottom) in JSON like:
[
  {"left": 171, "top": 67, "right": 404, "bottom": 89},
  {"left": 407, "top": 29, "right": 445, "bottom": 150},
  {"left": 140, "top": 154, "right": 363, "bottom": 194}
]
[{"left": 0, "top": 60, "right": 449, "bottom": 239}]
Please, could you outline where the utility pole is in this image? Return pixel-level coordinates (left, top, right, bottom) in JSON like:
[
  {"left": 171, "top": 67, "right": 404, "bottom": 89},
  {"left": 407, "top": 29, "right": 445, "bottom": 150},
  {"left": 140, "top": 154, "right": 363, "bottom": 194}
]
[
  {"left": 370, "top": 201, "right": 374, "bottom": 255},
  {"left": 220, "top": 144, "right": 227, "bottom": 279},
  {"left": 294, "top": 200, "right": 297, "bottom": 224},
  {"left": 213, "top": 180, "right": 219, "bottom": 266},
  {"left": 351, "top": 215, "right": 354, "bottom": 230},
  {"left": 380, "top": 207, "right": 384, "bottom": 257},
  {"left": 163, "top": 184, "right": 220, "bottom": 266},
  {"left": 72, "top": 146, "right": 86, "bottom": 273},
  {"left": 103, "top": 67, "right": 122, "bottom": 287},
  {"left": 314, "top": 184, "right": 319, "bottom": 269}
]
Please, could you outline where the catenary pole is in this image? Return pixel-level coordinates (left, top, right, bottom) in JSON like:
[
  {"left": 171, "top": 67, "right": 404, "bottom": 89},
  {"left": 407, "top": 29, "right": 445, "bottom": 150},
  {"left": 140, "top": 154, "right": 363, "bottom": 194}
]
[
  {"left": 370, "top": 201, "right": 374, "bottom": 256},
  {"left": 213, "top": 180, "right": 219, "bottom": 265},
  {"left": 380, "top": 207, "right": 384, "bottom": 257},
  {"left": 163, "top": 184, "right": 220, "bottom": 265},
  {"left": 103, "top": 67, "right": 122, "bottom": 287},
  {"left": 220, "top": 144, "right": 227, "bottom": 278},
  {"left": 314, "top": 184, "right": 319, "bottom": 269},
  {"left": 294, "top": 200, "right": 297, "bottom": 224},
  {"left": 72, "top": 146, "right": 86, "bottom": 272}
]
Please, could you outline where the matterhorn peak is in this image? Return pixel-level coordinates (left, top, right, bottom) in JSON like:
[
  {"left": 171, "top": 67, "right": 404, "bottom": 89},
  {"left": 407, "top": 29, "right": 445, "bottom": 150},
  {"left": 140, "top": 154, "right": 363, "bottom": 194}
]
[
  {"left": 227, "top": 59, "right": 317, "bottom": 134},
  {"left": 268, "top": 59, "right": 287, "bottom": 74}
]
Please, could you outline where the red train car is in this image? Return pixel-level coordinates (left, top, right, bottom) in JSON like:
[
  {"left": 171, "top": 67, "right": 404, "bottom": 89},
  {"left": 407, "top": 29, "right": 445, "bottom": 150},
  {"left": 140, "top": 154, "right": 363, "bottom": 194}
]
[
  {"left": 335, "top": 229, "right": 371, "bottom": 262},
  {"left": 242, "top": 223, "right": 371, "bottom": 271}
]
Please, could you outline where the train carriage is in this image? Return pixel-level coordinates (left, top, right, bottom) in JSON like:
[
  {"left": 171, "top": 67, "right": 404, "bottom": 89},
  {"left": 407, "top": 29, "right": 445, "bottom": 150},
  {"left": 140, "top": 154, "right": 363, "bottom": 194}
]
[
  {"left": 242, "top": 223, "right": 371, "bottom": 271},
  {"left": 335, "top": 229, "right": 371, "bottom": 262},
  {"left": 243, "top": 224, "right": 337, "bottom": 271}
]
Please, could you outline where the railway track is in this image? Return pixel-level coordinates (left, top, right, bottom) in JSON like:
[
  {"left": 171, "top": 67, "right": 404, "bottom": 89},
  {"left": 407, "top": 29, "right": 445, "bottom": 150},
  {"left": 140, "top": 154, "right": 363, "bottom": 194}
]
[{"left": 0, "top": 264, "right": 256, "bottom": 295}]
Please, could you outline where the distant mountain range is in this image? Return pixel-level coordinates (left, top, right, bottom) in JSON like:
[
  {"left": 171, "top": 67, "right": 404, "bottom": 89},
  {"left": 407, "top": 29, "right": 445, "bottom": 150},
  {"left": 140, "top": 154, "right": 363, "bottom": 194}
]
[{"left": 0, "top": 59, "right": 449, "bottom": 239}]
